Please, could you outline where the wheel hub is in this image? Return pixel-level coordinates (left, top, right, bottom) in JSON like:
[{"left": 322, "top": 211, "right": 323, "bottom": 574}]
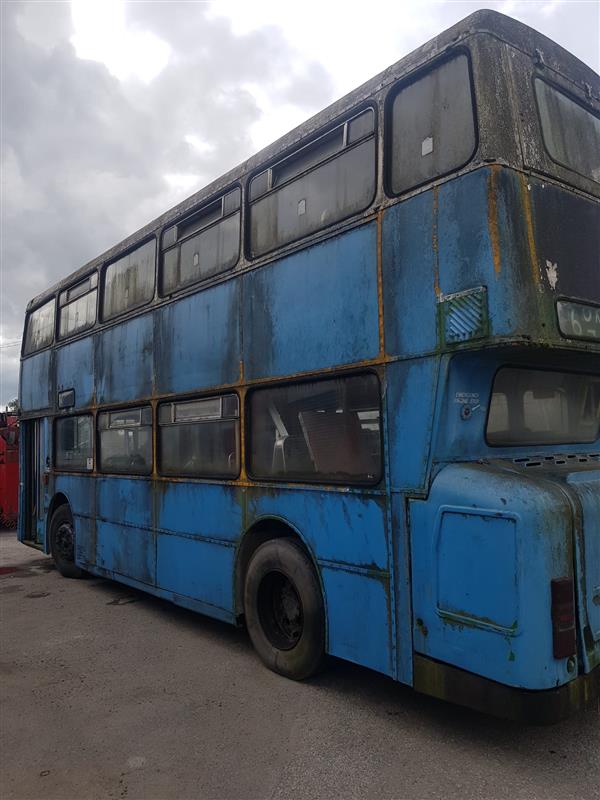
[
  {"left": 54, "top": 521, "right": 74, "bottom": 562},
  {"left": 258, "top": 571, "right": 304, "bottom": 650}
]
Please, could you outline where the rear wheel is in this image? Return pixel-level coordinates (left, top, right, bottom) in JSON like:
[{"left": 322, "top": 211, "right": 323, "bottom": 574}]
[
  {"left": 49, "top": 505, "right": 85, "bottom": 579},
  {"left": 244, "top": 538, "right": 326, "bottom": 680}
]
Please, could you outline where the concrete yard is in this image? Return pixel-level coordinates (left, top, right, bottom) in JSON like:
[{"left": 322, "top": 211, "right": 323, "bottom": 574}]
[{"left": 1, "top": 528, "right": 598, "bottom": 800}]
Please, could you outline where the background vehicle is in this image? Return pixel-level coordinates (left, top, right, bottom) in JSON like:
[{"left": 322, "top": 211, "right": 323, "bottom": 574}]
[
  {"left": 19, "top": 11, "right": 599, "bottom": 720},
  {"left": 0, "top": 413, "right": 19, "bottom": 528}
]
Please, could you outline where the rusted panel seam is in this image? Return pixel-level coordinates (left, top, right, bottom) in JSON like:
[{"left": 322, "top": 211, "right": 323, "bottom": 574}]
[
  {"left": 376, "top": 210, "right": 386, "bottom": 356},
  {"left": 432, "top": 186, "right": 441, "bottom": 299},
  {"left": 487, "top": 164, "right": 502, "bottom": 276},
  {"left": 317, "top": 558, "right": 390, "bottom": 579},
  {"left": 518, "top": 172, "right": 541, "bottom": 288}
]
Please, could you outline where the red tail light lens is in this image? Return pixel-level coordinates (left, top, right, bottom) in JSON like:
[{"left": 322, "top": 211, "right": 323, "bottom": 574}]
[{"left": 551, "top": 578, "right": 577, "bottom": 659}]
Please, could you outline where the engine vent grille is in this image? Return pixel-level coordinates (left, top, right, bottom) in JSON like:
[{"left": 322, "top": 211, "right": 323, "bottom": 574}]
[{"left": 513, "top": 453, "right": 600, "bottom": 468}]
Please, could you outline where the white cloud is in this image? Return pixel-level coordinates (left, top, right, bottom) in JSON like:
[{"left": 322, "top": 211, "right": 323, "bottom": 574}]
[{"left": 71, "top": 0, "right": 171, "bottom": 83}]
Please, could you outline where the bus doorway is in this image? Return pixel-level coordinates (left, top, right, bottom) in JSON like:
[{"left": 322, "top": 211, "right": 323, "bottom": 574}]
[{"left": 22, "top": 419, "right": 45, "bottom": 547}]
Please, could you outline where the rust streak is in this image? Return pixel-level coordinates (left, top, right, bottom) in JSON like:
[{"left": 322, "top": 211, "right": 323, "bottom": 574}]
[
  {"left": 238, "top": 385, "right": 247, "bottom": 481},
  {"left": 518, "top": 172, "right": 541, "bottom": 288},
  {"left": 487, "top": 165, "right": 502, "bottom": 276}
]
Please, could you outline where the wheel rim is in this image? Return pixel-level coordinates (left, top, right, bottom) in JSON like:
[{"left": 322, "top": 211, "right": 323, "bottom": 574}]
[
  {"left": 257, "top": 571, "right": 304, "bottom": 650},
  {"left": 54, "top": 521, "right": 74, "bottom": 563}
]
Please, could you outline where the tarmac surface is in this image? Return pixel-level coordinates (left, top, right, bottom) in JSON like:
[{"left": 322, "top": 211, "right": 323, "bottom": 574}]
[{"left": 1, "top": 528, "right": 599, "bottom": 800}]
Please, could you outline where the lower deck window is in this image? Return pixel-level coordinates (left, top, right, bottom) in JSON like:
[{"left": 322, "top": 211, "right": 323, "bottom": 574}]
[
  {"left": 55, "top": 415, "right": 93, "bottom": 471},
  {"left": 486, "top": 367, "right": 600, "bottom": 446},
  {"left": 158, "top": 394, "right": 240, "bottom": 478},
  {"left": 98, "top": 407, "right": 152, "bottom": 474},
  {"left": 249, "top": 374, "right": 382, "bottom": 484}
]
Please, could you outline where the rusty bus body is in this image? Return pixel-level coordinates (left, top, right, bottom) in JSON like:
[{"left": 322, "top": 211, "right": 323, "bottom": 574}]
[{"left": 19, "top": 11, "right": 599, "bottom": 720}]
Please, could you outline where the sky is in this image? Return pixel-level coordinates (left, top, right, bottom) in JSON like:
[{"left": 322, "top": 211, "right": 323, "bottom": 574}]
[{"left": 1, "top": 0, "right": 599, "bottom": 407}]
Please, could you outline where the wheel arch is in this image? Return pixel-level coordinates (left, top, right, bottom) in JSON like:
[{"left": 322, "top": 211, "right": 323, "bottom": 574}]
[
  {"left": 45, "top": 492, "right": 71, "bottom": 554},
  {"left": 234, "top": 515, "right": 323, "bottom": 620}
]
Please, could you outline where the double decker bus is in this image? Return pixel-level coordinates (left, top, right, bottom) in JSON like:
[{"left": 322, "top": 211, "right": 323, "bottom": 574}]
[{"left": 19, "top": 11, "right": 599, "bottom": 721}]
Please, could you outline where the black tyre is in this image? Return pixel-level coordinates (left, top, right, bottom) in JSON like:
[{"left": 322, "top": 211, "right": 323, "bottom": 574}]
[
  {"left": 49, "top": 505, "right": 85, "bottom": 579},
  {"left": 244, "top": 538, "right": 326, "bottom": 680}
]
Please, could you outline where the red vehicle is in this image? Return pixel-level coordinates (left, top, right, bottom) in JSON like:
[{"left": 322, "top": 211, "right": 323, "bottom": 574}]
[{"left": 0, "top": 413, "right": 19, "bottom": 528}]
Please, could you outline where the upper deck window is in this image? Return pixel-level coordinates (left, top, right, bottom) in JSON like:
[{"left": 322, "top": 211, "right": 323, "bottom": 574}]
[
  {"left": 24, "top": 298, "right": 55, "bottom": 355},
  {"left": 102, "top": 239, "right": 156, "bottom": 320},
  {"left": 160, "top": 188, "right": 241, "bottom": 295},
  {"left": 58, "top": 273, "right": 98, "bottom": 339},
  {"left": 535, "top": 79, "right": 600, "bottom": 184},
  {"left": 388, "top": 53, "right": 476, "bottom": 195},
  {"left": 248, "top": 108, "right": 376, "bottom": 258}
]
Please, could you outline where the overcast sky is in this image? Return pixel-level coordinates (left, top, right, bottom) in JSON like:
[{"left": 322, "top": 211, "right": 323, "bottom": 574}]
[{"left": 1, "top": 0, "right": 598, "bottom": 406}]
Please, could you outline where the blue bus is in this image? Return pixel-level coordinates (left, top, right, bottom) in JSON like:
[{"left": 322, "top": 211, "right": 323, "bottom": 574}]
[{"left": 19, "top": 11, "right": 599, "bottom": 721}]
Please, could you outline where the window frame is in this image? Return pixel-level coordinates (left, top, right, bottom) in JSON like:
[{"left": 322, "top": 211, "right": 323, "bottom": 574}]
[
  {"left": 157, "top": 392, "right": 241, "bottom": 480},
  {"left": 484, "top": 365, "right": 600, "bottom": 448},
  {"left": 23, "top": 297, "right": 57, "bottom": 356},
  {"left": 101, "top": 237, "right": 157, "bottom": 323},
  {"left": 384, "top": 47, "right": 479, "bottom": 199},
  {"left": 97, "top": 404, "right": 153, "bottom": 475},
  {"left": 533, "top": 76, "right": 600, "bottom": 186},
  {"left": 246, "top": 370, "right": 384, "bottom": 488},
  {"left": 246, "top": 105, "right": 378, "bottom": 260},
  {"left": 57, "top": 272, "right": 99, "bottom": 341},
  {"left": 54, "top": 413, "right": 94, "bottom": 473},
  {"left": 159, "top": 185, "right": 242, "bottom": 298}
]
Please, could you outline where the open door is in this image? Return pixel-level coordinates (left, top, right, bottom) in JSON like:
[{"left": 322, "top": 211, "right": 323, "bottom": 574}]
[{"left": 22, "top": 419, "right": 46, "bottom": 547}]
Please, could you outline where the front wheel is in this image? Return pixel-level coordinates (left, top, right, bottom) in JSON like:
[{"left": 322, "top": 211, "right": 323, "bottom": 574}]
[
  {"left": 244, "top": 538, "right": 326, "bottom": 680},
  {"left": 49, "top": 505, "right": 85, "bottom": 579}
]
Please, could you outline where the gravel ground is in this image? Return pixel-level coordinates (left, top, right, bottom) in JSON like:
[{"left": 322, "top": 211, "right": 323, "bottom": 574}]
[{"left": 1, "top": 528, "right": 598, "bottom": 800}]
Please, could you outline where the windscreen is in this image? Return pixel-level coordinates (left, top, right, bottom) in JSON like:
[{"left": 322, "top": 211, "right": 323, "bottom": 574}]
[{"left": 486, "top": 367, "right": 600, "bottom": 446}]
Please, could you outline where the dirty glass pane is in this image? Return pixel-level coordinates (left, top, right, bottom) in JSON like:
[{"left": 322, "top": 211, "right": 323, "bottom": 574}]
[
  {"left": 161, "top": 212, "right": 240, "bottom": 294},
  {"left": 249, "top": 374, "right": 382, "bottom": 483},
  {"left": 59, "top": 289, "right": 97, "bottom": 338},
  {"left": 159, "top": 420, "right": 239, "bottom": 478},
  {"left": 389, "top": 54, "right": 476, "bottom": 194},
  {"left": 535, "top": 80, "right": 600, "bottom": 183},
  {"left": 98, "top": 407, "right": 152, "bottom": 474},
  {"left": 249, "top": 137, "right": 376, "bottom": 257},
  {"left": 102, "top": 240, "right": 156, "bottom": 319},
  {"left": 272, "top": 126, "right": 344, "bottom": 187},
  {"left": 487, "top": 368, "right": 600, "bottom": 446},
  {"left": 24, "top": 299, "right": 55, "bottom": 354},
  {"left": 55, "top": 416, "right": 93, "bottom": 471},
  {"left": 158, "top": 394, "right": 239, "bottom": 477}
]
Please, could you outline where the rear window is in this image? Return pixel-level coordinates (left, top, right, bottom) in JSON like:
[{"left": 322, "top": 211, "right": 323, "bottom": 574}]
[
  {"left": 535, "top": 79, "right": 600, "bottom": 184},
  {"left": 487, "top": 367, "right": 600, "bottom": 446}
]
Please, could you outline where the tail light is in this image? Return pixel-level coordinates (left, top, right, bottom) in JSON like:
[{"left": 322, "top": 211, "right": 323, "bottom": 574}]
[{"left": 551, "top": 578, "right": 576, "bottom": 659}]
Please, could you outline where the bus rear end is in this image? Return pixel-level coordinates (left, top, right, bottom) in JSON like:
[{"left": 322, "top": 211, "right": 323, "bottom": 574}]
[{"left": 406, "top": 18, "right": 599, "bottom": 719}]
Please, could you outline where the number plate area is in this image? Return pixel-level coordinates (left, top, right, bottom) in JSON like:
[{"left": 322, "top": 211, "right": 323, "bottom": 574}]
[{"left": 557, "top": 300, "right": 600, "bottom": 342}]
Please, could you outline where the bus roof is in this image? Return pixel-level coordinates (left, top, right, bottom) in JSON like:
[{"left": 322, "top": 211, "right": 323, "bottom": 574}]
[{"left": 27, "top": 9, "right": 599, "bottom": 312}]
